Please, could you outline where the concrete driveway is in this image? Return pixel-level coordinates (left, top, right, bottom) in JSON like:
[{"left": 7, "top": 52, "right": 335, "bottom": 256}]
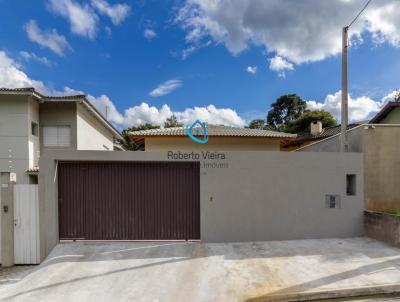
[{"left": 1, "top": 238, "right": 400, "bottom": 302}]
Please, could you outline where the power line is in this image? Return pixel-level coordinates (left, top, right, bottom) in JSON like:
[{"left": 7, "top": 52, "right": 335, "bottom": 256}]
[{"left": 348, "top": 0, "right": 373, "bottom": 28}]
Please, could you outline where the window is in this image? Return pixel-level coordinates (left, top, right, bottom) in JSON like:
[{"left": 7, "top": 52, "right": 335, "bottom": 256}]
[
  {"left": 31, "top": 122, "right": 38, "bottom": 136},
  {"left": 43, "top": 126, "right": 71, "bottom": 147},
  {"left": 325, "top": 195, "right": 341, "bottom": 209},
  {"left": 346, "top": 174, "right": 356, "bottom": 196}
]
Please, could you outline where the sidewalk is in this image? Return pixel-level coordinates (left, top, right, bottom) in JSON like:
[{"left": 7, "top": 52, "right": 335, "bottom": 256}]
[{"left": 1, "top": 238, "right": 400, "bottom": 301}]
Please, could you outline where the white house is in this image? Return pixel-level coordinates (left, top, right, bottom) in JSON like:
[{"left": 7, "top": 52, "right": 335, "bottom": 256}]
[
  {"left": 0, "top": 87, "right": 124, "bottom": 185},
  {"left": 0, "top": 87, "right": 123, "bottom": 266}
]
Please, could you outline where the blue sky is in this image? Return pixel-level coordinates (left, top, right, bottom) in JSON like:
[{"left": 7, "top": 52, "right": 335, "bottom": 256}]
[{"left": 0, "top": 0, "right": 400, "bottom": 128}]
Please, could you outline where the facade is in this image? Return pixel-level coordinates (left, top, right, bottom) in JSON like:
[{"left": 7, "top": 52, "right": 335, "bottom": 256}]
[
  {"left": 128, "top": 124, "right": 296, "bottom": 151},
  {"left": 296, "top": 124, "right": 366, "bottom": 153},
  {"left": 364, "top": 125, "right": 400, "bottom": 211},
  {"left": 39, "top": 150, "right": 363, "bottom": 261},
  {"left": 369, "top": 101, "right": 400, "bottom": 124},
  {"left": 296, "top": 101, "right": 400, "bottom": 153},
  {"left": 282, "top": 121, "right": 363, "bottom": 151},
  {"left": 0, "top": 88, "right": 123, "bottom": 185}
]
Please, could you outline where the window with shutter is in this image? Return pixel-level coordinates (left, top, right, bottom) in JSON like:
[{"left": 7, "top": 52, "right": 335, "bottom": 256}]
[{"left": 43, "top": 126, "right": 71, "bottom": 147}]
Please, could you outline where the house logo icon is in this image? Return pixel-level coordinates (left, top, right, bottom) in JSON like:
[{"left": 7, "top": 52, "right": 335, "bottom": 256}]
[{"left": 184, "top": 120, "right": 208, "bottom": 144}]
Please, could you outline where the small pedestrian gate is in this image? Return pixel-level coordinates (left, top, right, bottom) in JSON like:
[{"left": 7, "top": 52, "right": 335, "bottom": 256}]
[
  {"left": 14, "top": 184, "right": 40, "bottom": 264},
  {"left": 58, "top": 161, "right": 200, "bottom": 241}
]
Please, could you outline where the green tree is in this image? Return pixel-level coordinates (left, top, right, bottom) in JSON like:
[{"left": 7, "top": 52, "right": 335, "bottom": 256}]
[
  {"left": 124, "top": 123, "right": 160, "bottom": 132},
  {"left": 285, "top": 110, "right": 337, "bottom": 134},
  {"left": 120, "top": 123, "right": 160, "bottom": 151},
  {"left": 247, "top": 119, "right": 267, "bottom": 129},
  {"left": 164, "top": 115, "right": 182, "bottom": 128},
  {"left": 266, "top": 94, "right": 306, "bottom": 130}
]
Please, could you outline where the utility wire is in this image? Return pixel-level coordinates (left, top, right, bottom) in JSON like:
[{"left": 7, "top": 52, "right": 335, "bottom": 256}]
[{"left": 348, "top": 0, "right": 373, "bottom": 28}]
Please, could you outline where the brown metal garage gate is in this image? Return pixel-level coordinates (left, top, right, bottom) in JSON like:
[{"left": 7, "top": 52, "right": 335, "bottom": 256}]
[{"left": 58, "top": 161, "right": 200, "bottom": 241}]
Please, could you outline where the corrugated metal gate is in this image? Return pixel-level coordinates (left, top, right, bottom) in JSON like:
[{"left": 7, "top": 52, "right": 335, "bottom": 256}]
[{"left": 58, "top": 161, "right": 200, "bottom": 241}]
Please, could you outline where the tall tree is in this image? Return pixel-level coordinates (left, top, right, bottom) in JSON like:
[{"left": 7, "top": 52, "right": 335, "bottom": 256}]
[
  {"left": 120, "top": 123, "right": 160, "bottom": 151},
  {"left": 164, "top": 115, "right": 182, "bottom": 128},
  {"left": 285, "top": 110, "right": 337, "bottom": 134},
  {"left": 247, "top": 119, "right": 267, "bottom": 129},
  {"left": 266, "top": 94, "right": 306, "bottom": 130}
]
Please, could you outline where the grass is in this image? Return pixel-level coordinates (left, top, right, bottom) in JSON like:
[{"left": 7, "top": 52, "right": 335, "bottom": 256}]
[
  {"left": 314, "top": 292, "right": 400, "bottom": 301},
  {"left": 382, "top": 209, "right": 400, "bottom": 216}
]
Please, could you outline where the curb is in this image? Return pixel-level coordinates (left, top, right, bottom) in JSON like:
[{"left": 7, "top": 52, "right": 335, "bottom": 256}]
[{"left": 246, "top": 284, "right": 400, "bottom": 302}]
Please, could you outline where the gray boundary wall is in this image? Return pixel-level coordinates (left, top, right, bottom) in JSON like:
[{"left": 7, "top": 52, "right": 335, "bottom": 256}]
[
  {"left": 39, "top": 150, "right": 364, "bottom": 261},
  {"left": 296, "top": 125, "right": 365, "bottom": 153}
]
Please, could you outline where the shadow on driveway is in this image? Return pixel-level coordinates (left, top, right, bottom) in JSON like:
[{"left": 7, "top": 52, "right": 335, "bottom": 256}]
[{"left": 1, "top": 238, "right": 400, "bottom": 302}]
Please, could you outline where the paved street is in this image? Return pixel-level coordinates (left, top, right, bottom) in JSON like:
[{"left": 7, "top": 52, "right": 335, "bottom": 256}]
[
  {"left": 1, "top": 238, "right": 400, "bottom": 302},
  {"left": 0, "top": 266, "right": 36, "bottom": 286}
]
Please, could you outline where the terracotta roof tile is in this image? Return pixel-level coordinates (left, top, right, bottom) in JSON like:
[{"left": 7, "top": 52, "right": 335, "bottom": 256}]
[{"left": 129, "top": 124, "right": 296, "bottom": 138}]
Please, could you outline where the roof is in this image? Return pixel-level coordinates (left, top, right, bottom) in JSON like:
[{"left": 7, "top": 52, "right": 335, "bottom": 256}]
[
  {"left": 26, "top": 166, "right": 39, "bottom": 174},
  {"left": 0, "top": 87, "right": 122, "bottom": 140},
  {"left": 128, "top": 124, "right": 296, "bottom": 139},
  {"left": 369, "top": 102, "right": 400, "bottom": 123},
  {"left": 283, "top": 123, "right": 362, "bottom": 147}
]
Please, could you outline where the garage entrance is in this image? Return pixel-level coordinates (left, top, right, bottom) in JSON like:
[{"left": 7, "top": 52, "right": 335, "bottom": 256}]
[{"left": 58, "top": 161, "right": 200, "bottom": 241}]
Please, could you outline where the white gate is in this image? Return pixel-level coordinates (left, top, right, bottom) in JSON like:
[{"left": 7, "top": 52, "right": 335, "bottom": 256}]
[{"left": 14, "top": 184, "right": 40, "bottom": 264}]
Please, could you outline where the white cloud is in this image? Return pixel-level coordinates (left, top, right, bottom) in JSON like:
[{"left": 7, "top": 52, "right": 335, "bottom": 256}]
[
  {"left": 181, "top": 40, "right": 212, "bottom": 59},
  {"left": 87, "top": 94, "right": 124, "bottom": 125},
  {"left": 123, "top": 103, "right": 173, "bottom": 126},
  {"left": 149, "top": 80, "right": 182, "bottom": 97},
  {"left": 0, "top": 51, "right": 245, "bottom": 128},
  {"left": 19, "top": 51, "right": 53, "bottom": 67},
  {"left": 381, "top": 89, "right": 400, "bottom": 103},
  {"left": 90, "top": 0, "right": 130, "bottom": 25},
  {"left": 174, "top": 104, "right": 246, "bottom": 127},
  {"left": 24, "top": 20, "right": 71, "bottom": 56},
  {"left": 306, "top": 90, "right": 399, "bottom": 122},
  {"left": 246, "top": 66, "right": 257, "bottom": 74},
  {"left": 104, "top": 26, "right": 112, "bottom": 37},
  {"left": 269, "top": 55, "right": 294, "bottom": 77},
  {"left": 49, "top": 0, "right": 98, "bottom": 39},
  {"left": 0, "top": 51, "right": 48, "bottom": 93},
  {"left": 176, "top": 0, "right": 400, "bottom": 64},
  {"left": 121, "top": 103, "right": 246, "bottom": 127},
  {"left": 144, "top": 29, "right": 157, "bottom": 40}
]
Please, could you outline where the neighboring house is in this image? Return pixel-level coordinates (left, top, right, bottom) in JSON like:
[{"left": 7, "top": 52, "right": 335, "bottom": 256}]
[
  {"left": 369, "top": 101, "right": 400, "bottom": 124},
  {"left": 295, "top": 101, "right": 400, "bottom": 153},
  {"left": 128, "top": 124, "right": 296, "bottom": 151},
  {"left": 0, "top": 87, "right": 123, "bottom": 185},
  {"left": 282, "top": 121, "right": 363, "bottom": 151}
]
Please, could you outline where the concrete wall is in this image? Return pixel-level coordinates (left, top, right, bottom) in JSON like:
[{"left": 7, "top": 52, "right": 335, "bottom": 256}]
[
  {"left": 145, "top": 136, "right": 282, "bottom": 151},
  {"left": 39, "top": 102, "right": 77, "bottom": 150},
  {"left": 364, "top": 211, "right": 400, "bottom": 248},
  {"left": 28, "top": 98, "right": 39, "bottom": 169},
  {"left": 39, "top": 150, "right": 363, "bottom": 260},
  {"left": 380, "top": 108, "right": 400, "bottom": 124},
  {"left": 0, "top": 95, "right": 31, "bottom": 184},
  {"left": 76, "top": 103, "right": 114, "bottom": 151},
  {"left": 364, "top": 125, "right": 400, "bottom": 211},
  {"left": 296, "top": 125, "right": 365, "bottom": 153}
]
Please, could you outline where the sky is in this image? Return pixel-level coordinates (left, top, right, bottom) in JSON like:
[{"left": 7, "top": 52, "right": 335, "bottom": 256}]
[{"left": 1, "top": 0, "right": 400, "bottom": 129}]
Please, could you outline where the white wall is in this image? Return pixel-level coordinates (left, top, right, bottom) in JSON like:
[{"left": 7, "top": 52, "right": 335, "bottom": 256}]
[
  {"left": 39, "top": 150, "right": 364, "bottom": 258},
  {"left": 28, "top": 98, "right": 39, "bottom": 169},
  {"left": 76, "top": 104, "right": 114, "bottom": 151},
  {"left": 14, "top": 184, "right": 40, "bottom": 264},
  {"left": 0, "top": 95, "right": 31, "bottom": 184}
]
